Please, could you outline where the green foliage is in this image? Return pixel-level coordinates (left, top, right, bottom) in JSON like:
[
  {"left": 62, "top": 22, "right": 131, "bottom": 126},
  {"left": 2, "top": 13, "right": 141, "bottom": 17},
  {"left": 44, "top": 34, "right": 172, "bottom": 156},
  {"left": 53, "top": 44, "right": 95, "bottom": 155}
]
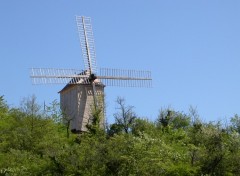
[
  {"left": 157, "top": 109, "right": 191, "bottom": 130},
  {"left": 1, "top": 95, "right": 240, "bottom": 175},
  {"left": 87, "top": 107, "right": 104, "bottom": 135},
  {"left": 230, "top": 114, "right": 240, "bottom": 133},
  {"left": 131, "top": 118, "right": 157, "bottom": 137},
  {"left": 0, "top": 96, "right": 8, "bottom": 114},
  {"left": 108, "top": 123, "right": 124, "bottom": 136},
  {"left": 44, "top": 99, "right": 63, "bottom": 123}
]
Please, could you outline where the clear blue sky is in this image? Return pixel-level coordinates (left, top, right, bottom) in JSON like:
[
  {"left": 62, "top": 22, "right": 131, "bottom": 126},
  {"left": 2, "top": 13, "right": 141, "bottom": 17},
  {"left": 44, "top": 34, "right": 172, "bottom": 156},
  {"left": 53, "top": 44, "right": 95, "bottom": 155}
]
[{"left": 1, "top": 1, "right": 240, "bottom": 123}]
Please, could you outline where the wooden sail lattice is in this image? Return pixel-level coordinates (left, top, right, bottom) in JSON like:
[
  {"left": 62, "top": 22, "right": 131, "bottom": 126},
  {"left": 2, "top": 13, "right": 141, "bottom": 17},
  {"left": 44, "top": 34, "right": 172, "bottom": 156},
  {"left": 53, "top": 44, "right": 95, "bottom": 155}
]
[{"left": 30, "top": 67, "right": 152, "bottom": 87}]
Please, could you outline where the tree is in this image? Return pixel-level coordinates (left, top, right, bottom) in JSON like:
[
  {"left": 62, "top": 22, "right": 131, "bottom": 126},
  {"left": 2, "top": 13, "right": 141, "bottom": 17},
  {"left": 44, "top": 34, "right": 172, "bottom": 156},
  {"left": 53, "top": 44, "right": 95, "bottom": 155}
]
[
  {"left": 0, "top": 95, "right": 8, "bottom": 114},
  {"left": 44, "top": 99, "right": 62, "bottom": 123},
  {"left": 20, "top": 95, "right": 41, "bottom": 117},
  {"left": 131, "top": 118, "right": 156, "bottom": 136},
  {"left": 198, "top": 122, "right": 229, "bottom": 175},
  {"left": 113, "top": 97, "right": 137, "bottom": 134},
  {"left": 108, "top": 123, "right": 124, "bottom": 136},
  {"left": 3, "top": 94, "right": 240, "bottom": 175},
  {"left": 230, "top": 114, "right": 240, "bottom": 133},
  {"left": 157, "top": 108, "right": 190, "bottom": 130},
  {"left": 0, "top": 97, "right": 70, "bottom": 175},
  {"left": 44, "top": 99, "right": 73, "bottom": 138},
  {"left": 158, "top": 109, "right": 172, "bottom": 129}
]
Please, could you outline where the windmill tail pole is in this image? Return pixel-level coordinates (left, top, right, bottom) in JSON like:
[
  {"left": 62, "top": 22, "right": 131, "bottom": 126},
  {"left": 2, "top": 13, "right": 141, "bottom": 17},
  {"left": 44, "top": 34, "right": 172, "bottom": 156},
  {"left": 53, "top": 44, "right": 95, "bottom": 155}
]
[{"left": 91, "top": 82, "right": 98, "bottom": 110}]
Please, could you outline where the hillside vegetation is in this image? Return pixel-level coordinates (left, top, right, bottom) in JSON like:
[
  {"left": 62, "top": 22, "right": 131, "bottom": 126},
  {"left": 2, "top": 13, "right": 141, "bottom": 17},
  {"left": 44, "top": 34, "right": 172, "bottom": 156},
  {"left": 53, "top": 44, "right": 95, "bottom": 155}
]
[{"left": 1, "top": 95, "right": 240, "bottom": 175}]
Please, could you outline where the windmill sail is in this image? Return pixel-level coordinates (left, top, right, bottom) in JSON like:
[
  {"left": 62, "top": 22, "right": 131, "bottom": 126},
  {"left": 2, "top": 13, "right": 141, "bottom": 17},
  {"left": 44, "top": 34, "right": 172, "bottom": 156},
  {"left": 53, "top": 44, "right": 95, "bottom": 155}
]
[
  {"left": 31, "top": 67, "right": 152, "bottom": 87},
  {"left": 76, "top": 16, "right": 97, "bottom": 75},
  {"left": 98, "top": 68, "right": 152, "bottom": 87},
  {"left": 30, "top": 68, "right": 89, "bottom": 84}
]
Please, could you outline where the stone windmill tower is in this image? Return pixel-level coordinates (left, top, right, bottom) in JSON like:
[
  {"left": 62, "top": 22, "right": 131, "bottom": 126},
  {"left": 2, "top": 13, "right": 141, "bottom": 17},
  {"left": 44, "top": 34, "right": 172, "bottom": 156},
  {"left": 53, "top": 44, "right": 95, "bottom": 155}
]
[{"left": 30, "top": 16, "right": 152, "bottom": 133}]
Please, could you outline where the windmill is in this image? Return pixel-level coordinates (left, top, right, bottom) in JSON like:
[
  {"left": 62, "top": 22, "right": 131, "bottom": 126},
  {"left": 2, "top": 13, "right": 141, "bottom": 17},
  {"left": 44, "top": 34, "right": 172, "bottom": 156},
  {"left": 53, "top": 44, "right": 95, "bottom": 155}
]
[{"left": 30, "top": 16, "right": 152, "bottom": 133}]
